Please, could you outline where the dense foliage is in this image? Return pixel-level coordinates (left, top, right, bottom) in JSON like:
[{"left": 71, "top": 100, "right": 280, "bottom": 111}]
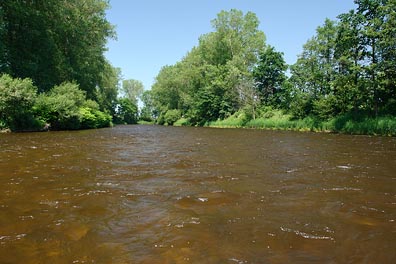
[
  {"left": 0, "top": 0, "right": 114, "bottom": 95},
  {"left": 151, "top": 9, "right": 266, "bottom": 125},
  {"left": 2, "top": 0, "right": 395, "bottom": 135},
  {"left": 0, "top": 75, "right": 112, "bottom": 131},
  {"left": 0, "top": 74, "right": 39, "bottom": 131},
  {"left": 0, "top": 0, "right": 123, "bottom": 131},
  {"left": 149, "top": 1, "right": 396, "bottom": 135}
]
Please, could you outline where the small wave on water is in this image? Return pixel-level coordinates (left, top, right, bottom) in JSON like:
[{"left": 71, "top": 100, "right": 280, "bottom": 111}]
[
  {"left": 323, "top": 187, "right": 362, "bottom": 192},
  {"left": 280, "top": 227, "right": 335, "bottom": 241}
]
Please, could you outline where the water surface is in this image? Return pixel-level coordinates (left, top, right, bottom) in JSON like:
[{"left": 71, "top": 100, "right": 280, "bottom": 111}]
[{"left": 0, "top": 125, "right": 395, "bottom": 263}]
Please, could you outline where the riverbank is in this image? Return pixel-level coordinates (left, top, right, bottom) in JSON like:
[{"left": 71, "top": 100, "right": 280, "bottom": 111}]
[{"left": 205, "top": 111, "right": 396, "bottom": 136}]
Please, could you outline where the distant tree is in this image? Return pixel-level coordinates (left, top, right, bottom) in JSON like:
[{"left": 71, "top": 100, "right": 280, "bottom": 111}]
[
  {"left": 140, "top": 90, "right": 157, "bottom": 121},
  {"left": 122, "top": 79, "right": 144, "bottom": 105}
]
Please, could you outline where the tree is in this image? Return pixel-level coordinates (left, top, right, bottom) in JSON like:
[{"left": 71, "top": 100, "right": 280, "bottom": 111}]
[
  {"left": 151, "top": 64, "right": 184, "bottom": 121},
  {"left": 140, "top": 90, "right": 157, "bottom": 121},
  {"left": 0, "top": 0, "right": 115, "bottom": 97},
  {"left": 334, "top": 9, "right": 365, "bottom": 114},
  {"left": 151, "top": 9, "right": 266, "bottom": 125},
  {"left": 289, "top": 19, "right": 340, "bottom": 119},
  {"left": 253, "top": 46, "right": 288, "bottom": 107},
  {"left": 208, "top": 9, "right": 265, "bottom": 68},
  {"left": 96, "top": 64, "right": 121, "bottom": 115},
  {"left": 116, "top": 98, "right": 138, "bottom": 124},
  {"left": 122, "top": 79, "right": 144, "bottom": 105},
  {"left": 333, "top": 0, "right": 396, "bottom": 116},
  {"left": 379, "top": 0, "right": 396, "bottom": 113},
  {"left": 358, "top": 0, "right": 396, "bottom": 115}
]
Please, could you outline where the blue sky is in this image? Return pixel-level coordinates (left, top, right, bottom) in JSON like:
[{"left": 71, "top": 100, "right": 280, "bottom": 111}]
[{"left": 105, "top": 0, "right": 357, "bottom": 91}]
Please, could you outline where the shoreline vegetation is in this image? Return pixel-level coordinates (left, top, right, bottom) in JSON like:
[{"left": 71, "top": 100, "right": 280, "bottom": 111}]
[
  {"left": 169, "top": 108, "right": 396, "bottom": 136},
  {"left": 1, "top": 1, "right": 395, "bottom": 137},
  {"left": 148, "top": 2, "right": 396, "bottom": 138},
  {"left": 205, "top": 110, "right": 396, "bottom": 136},
  {"left": 0, "top": 1, "right": 139, "bottom": 133}
]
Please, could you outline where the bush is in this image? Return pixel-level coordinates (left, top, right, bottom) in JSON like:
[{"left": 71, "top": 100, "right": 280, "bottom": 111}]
[
  {"left": 164, "top": 109, "right": 181, "bottom": 125},
  {"left": 0, "top": 74, "right": 42, "bottom": 131},
  {"left": 34, "top": 82, "right": 111, "bottom": 130},
  {"left": 33, "top": 82, "right": 86, "bottom": 130},
  {"left": 79, "top": 107, "right": 112, "bottom": 129}
]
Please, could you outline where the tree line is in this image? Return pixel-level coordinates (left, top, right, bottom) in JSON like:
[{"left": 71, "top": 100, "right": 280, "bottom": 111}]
[
  {"left": 0, "top": 0, "right": 139, "bottom": 131},
  {"left": 146, "top": 0, "right": 395, "bottom": 133},
  {"left": 1, "top": 0, "right": 395, "bottom": 134}
]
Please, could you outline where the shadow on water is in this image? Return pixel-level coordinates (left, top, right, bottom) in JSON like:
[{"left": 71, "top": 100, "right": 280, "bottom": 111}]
[{"left": 0, "top": 125, "right": 395, "bottom": 263}]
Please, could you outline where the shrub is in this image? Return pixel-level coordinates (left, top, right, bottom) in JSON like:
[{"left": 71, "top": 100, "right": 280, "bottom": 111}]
[
  {"left": 34, "top": 82, "right": 111, "bottom": 130},
  {"left": 79, "top": 107, "right": 112, "bottom": 129},
  {"left": 33, "top": 82, "right": 86, "bottom": 130},
  {"left": 164, "top": 109, "right": 181, "bottom": 125},
  {"left": 0, "top": 74, "right": 42, "bottom": 131},
  {"left": 92, "top": 109, "right": 112, "bottom": 128},
  {"left": 173, "top": 117, "right": 191, "bottom": 126}
]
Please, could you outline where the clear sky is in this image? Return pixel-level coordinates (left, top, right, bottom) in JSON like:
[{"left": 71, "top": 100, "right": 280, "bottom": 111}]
[{"left": 105, "top": 0, "right": 357, "bottom": 91}]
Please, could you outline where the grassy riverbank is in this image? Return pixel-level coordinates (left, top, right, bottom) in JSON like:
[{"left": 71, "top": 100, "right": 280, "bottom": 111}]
[{"left": 206, "top": 110, "right": 396, "bottom": 136}]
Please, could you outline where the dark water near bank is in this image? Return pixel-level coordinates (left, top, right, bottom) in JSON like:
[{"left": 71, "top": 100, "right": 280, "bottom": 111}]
[{"left": 0, "top": 125, "right": 395, "bottom": 263}]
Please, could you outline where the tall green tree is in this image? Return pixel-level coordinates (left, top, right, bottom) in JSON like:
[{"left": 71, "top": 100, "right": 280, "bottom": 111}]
[
  {"left": 96, "top": 65, "right": 121, "bottom": 116},
  {"left": 290, "top": 19, "right": 347, "bottom": 119},
  {"left": 0, "top": 0, "right": 115, "bottom": 97},
  {"left": 122, "top": 79, "right": 144, "bottom": 105},
  {"left": 333, "top": 0, "right": 396, "bottom": 115},
  {"left": 253, "top": 45, "right": 288, "bottom": 107},
  {"left": 356, "top": 0, "right": 386, "bottom": 115},
  {"left": 379, "top": 0, "right": 396, "bottom": 113},
  {"left": 140, "top": 90, "right": 157, "bottom": 121},
  {"left": 333, "top": 9, "right": 365, "bottom": 114},
  {"left": 290, "top": 19, "right": 338, "bottom": 99},
  {"left": 151, "top": 9, "right": 266, "bottom": 125}
]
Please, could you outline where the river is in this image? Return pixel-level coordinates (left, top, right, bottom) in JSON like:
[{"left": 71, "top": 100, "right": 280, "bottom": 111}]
[{"left": 0, "top": 125, "right": 395, "bottom": 263}]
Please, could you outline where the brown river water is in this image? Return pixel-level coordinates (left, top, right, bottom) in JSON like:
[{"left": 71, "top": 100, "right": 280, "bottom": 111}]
[{"left": 0, "top": 125, "right": 395, "bottom": 263}]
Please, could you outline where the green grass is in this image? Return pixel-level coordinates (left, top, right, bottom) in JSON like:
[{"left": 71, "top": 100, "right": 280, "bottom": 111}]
[
  {"left": 207, "top": 111, "right": 248, "bottom": 128},
  {"left": 207, "top": 109, "right": 396, "bottom": 136},
  {"left": 327, "top": 115, "right": 396, "bottom": 136},
  {"left": 173, "top": 117, "right": 191, "bottom": 126},
  {"left": 137, "top": 120, "right": 155, "bottom": 125}
]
